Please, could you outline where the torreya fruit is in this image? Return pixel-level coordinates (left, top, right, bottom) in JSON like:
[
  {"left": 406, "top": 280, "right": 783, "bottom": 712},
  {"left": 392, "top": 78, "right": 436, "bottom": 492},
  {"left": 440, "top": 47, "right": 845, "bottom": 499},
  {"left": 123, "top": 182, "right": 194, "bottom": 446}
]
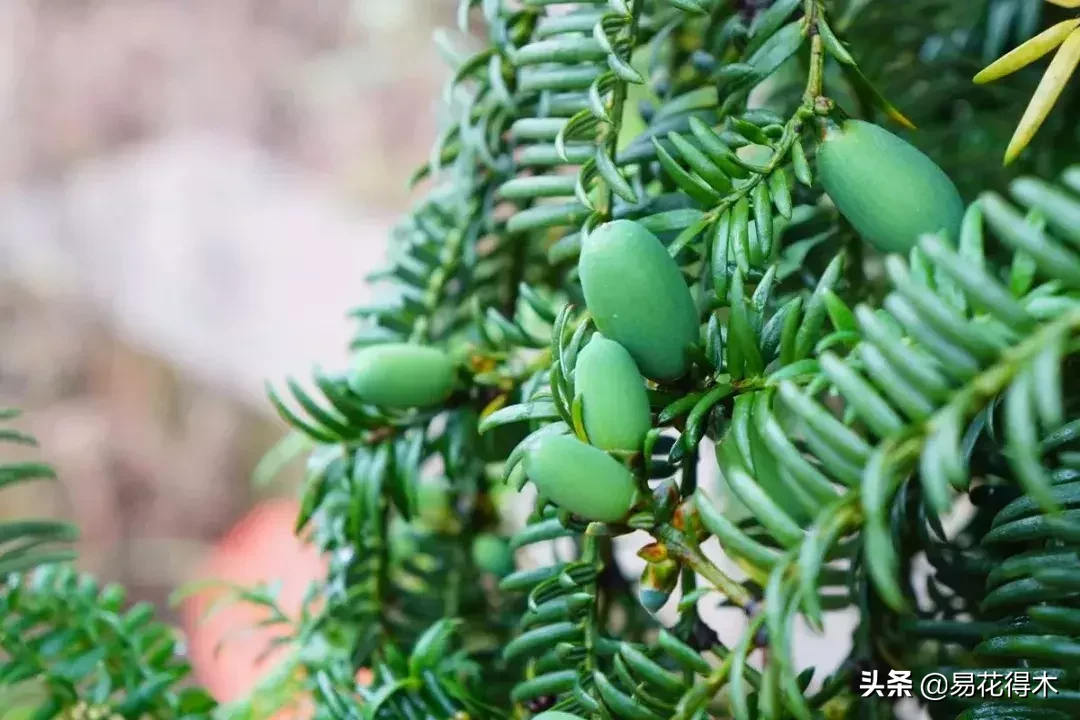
[
  {"left": 817, "top": 119, "right": 964, "bottom": 254},
  {"left": 348, "top": 343, "right": 455, "bottom": 409},
  {"left": 471, "top": 533, "right": 515, "bottom": 578},
  {"left": 525, "top": 435, "right": 637, "bottom": 523},
  {"left": 578, "top": 220, "right": 700, "bottom": 381},
  {"left": 574, "top": 334, "right": 652, "bottom": 453}
]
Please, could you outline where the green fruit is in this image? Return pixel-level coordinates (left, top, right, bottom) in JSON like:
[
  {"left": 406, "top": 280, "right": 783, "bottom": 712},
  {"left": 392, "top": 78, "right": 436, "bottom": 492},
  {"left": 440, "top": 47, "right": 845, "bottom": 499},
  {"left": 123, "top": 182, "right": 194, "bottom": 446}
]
[
  {"left": 578, "top": 220, "right": 700, "bottom": 381},
  {"left": 471, "top": 533, "right": 515, "bottom": 577},
  {"left": 817, "top": 119, "right": 964, "bottom": 254},
  {"left": 348, "top": 343, "right": 455, "bottom": 409},
  {"left": 575, "top": 334, "right": 652, "bottom": 452},
  {"left": 525, "top": 435, "right": 637, "bottom": 523}
]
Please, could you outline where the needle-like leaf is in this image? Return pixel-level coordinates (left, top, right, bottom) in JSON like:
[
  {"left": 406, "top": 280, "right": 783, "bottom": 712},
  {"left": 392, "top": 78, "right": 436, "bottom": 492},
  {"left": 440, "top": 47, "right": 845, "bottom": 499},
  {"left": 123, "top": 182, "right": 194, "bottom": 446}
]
[
  {"left": 974, "top": 19, "right": 1080, "bottom": 84},
  {"left": 1005, "top": 27, "right": 1080, "bottom": 164}
]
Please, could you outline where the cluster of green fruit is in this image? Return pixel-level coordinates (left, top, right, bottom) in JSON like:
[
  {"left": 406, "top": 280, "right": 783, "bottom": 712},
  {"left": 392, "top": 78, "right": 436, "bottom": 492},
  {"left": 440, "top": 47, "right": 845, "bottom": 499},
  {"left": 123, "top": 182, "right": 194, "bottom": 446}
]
[
  {"left": 527, "top": 119, "right": 967, "bottom": 528},
  {"left": 346, "top": 116, "right": 965, "bottom": 593},
  {"left": 344, "top": 217, "right": 698, "bottom": 529},
  {"left": 526, "top": 219, "right": 697, "bottom": 525}
]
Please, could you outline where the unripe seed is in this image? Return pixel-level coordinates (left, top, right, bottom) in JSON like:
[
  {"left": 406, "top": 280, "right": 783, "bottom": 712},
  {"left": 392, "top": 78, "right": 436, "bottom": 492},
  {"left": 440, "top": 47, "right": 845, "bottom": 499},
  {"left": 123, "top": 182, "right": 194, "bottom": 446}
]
[
  {"left": 348, "top": 343, "right": 456, "bottom": 409},
  {"left": 817, "top": 119, "right": 964, "bottom": 254},
  {"left": 471, "top": 533, "right": 515, "bottom": 578},
  {"left": 578, "top": 220, "right": 700, "bottom": 381},
  {"left": 574, "top": 334, "right": 652, "bottom": 452},
  {"left": 525, "top": 435, "right": 637, "bottom": 523}
]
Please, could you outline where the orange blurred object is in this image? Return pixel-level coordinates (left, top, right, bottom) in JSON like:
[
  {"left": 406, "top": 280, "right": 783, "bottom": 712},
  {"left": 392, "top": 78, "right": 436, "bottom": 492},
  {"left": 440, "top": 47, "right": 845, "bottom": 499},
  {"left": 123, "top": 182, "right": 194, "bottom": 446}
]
[{"left": 182, "top": 498, "right": 327, "bottom": 705}]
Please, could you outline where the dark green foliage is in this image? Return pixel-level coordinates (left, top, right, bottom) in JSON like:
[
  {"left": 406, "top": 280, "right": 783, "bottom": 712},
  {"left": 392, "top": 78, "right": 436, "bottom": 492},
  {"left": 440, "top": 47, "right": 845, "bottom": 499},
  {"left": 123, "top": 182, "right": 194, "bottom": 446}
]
[
  {"left": 0, "top": 416, "right": 209, "bottom": 717},
  {"left": 4, "top": 1, "right": 1080, "bottom": 719},
  {"left": 0, "top": 566, "right": 215, "bottom": 718}
]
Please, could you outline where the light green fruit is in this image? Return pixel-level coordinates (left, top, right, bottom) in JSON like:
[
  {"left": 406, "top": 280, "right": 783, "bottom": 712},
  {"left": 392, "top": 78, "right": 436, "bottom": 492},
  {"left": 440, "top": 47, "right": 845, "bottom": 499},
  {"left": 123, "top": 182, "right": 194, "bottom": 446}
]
[
  {"left": 575, "top": 334, "right": 652, "bottom": 452},
  {"left": 525, "top": 435, "right": 637, "bottom": 523},
  {"left": 817, "top": 119, "right": 964, "bottom": 254},
  {"left": 471, "top": 533, "right": 515, "bottom": 578},
  {"left": 348, "top": 343, "right": 455, "bottom": 409},
  {"left": 578, "top": 220, "right": 700, "bottom": 382}
]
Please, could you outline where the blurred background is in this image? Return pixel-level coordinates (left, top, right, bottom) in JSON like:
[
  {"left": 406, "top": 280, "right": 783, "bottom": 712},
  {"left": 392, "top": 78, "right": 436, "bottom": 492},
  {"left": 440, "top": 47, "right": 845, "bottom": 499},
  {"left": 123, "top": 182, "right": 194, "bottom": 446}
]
[{"left": 0, "top": 0, "right": 457, "bottom": 703}]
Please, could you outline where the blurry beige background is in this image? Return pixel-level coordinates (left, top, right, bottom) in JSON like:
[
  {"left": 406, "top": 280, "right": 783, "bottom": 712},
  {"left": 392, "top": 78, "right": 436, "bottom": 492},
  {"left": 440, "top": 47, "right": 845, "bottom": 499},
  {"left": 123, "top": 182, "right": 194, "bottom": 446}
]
[
  {"left": 0, "top": 0, "right": 452, "bottom": 615},
  {"left": 0, "top": 0, "right": 866, "bottom": 709}
]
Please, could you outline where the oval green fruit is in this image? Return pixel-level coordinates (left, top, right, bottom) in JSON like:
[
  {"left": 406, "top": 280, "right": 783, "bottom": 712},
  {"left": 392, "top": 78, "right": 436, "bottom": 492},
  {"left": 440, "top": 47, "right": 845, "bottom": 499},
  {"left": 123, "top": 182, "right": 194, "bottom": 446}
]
[
  {"left": 525, "top": 435, "right": 637, "bottom": 523},
  {"left": 817, "top": 119, "right": 964, "bottom": 254},
  {"left": 578, "top": 220, "right": 700, "bottom": 381},
  {"left": 348, "top": 343, "right": 455, "bottom": 409},
  {"left": 575, "top": 334, "right": 652, "bottom": 452},
  {"left": 471, "top": 533, "right": 515, "bottom": 578}
]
